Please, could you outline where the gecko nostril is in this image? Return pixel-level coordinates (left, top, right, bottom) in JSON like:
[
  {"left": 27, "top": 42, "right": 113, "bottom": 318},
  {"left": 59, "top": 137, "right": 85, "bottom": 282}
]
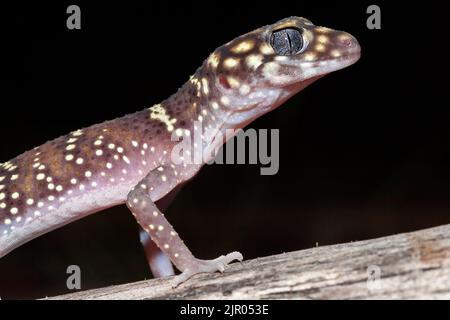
[
  {"left": 343, "top": 39, "right": 353, "bottom": 47},
  {"left": 338, "top": 34, "right": 357, "bottom": 48}
]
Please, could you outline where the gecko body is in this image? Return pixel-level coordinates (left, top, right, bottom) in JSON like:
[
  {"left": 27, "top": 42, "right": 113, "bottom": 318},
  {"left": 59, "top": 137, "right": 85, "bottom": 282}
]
[{"left": 0, "top": 17, "right": 360, "bottom": 286}]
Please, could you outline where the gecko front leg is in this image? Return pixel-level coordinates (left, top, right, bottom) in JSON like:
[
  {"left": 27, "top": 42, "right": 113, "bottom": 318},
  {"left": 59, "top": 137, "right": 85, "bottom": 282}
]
[{"left": 126, "top": 164, "right": 243, "bottom": 287}]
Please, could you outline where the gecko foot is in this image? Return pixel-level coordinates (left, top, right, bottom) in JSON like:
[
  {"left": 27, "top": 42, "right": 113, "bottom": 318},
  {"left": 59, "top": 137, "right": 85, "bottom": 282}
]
[{"left": 172, "top": 251, "right": 243, "bottom": 287}]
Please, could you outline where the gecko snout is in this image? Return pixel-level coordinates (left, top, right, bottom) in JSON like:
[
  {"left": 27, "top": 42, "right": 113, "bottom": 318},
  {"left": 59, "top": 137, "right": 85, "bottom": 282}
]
[{"left": 336, "top": 32, "right": 360, "bottom": 57}]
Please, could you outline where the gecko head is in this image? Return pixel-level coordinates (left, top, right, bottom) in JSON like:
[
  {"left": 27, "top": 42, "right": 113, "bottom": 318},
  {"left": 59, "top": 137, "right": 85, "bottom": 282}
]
[{"left": 202, "top": 17, "right": 360, "bottom": 126}]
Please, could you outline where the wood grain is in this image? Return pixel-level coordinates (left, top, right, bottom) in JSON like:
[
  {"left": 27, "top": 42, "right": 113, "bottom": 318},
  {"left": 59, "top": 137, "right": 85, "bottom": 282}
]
[{"left": 48, "top": 224, "right": 450, "bottom": 300}]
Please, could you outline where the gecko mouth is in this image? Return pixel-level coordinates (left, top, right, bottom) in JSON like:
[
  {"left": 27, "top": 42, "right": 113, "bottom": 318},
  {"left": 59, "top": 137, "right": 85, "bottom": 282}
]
[{"left": 339, "top": 49, "right": 361, "bottom": 68}]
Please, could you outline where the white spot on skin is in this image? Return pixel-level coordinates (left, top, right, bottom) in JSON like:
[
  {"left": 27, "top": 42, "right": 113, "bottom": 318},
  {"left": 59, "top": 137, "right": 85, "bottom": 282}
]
[
  {"left": 37, "top": 202, "right": 44, "bottom": 208},
  {"left": 11, "top": 174, "right": 19, "bottom": 181},
  {"left": 161, "top": 175, "right": 167, "bottom": 182},
  {"left": 122, "top": 156, "right": 130, "bottom": 164},
  {"left": 132, "top": 140, "right": 139, "bottom": 147},
  {"left": 201, "top": 78, "right": 209, "bottom": 95},
  {"left": 38, "top": 164, "right": 46, "bottom": 170},
  {"left": 304, "top": 53, "right": 317, "bottom": 61},
  {"left": 158, "top": 225, "right": 164, "bottom": 231},
  {"left": 56, "top": 185, "right": 63, "bottom": 192},
  {"left": 164, "top": 244, "right": 170, "bottom": 249},
  {"left": 239, "top": 84, "right": 251, "bottom": 95},
  {"left": 274, "top": 56, "right": 289, "bottom": 62},
  {"left": 153, "top": 211, "right": 158, "bottom": 217},
  {"left": 76, "top": 158, "right": 84, "bottom": 165},
  {"left": 4, "top": 218, "right": 11, "bottom": 225},
  {"left": 106, "top": 163, "right": 113, "bottom": 169},
  {"left": 66, "top": 144, "right": 76, "bottom": 151},
  {"left": 70, "top": 178, "right": 77, "bottom": 184},
  {"left": 46, "top": 177, "right": 52, "bottom": 182},
  {"left": 48, "top": 183, "right": 55, "bottom": 190},
  {"left": 232, "top": 41, "right": 254, "bottom": 53},
  {"left": 315, "top": 44, "right": 326, "bottom": 52},
  {"left": 72, "top": 129, "right": 83, "bottom": 136},
  {"left": 142, "top": 144, "right": 148, "bottom": 150},
  {"left": 331, "top": 49, "right": 341, "bottom": 57},
  {"left": 117, "top": 147, "right": 124, "bottom": 153},
  {"left": 85, "top": 171, "right": 92, "bottom": 178},
  {"left": 48, "top": 195, "right": 55, "bottom": 201},
  {"left": 94, "top": 140, "right": 102, "bottom": 146},
  {"left": 65, "top": 154, "right": 74, "bottom": 161},
  {"left": 67, "top": 138, "right": 77, "bottom": 143},
  {"left": 227, "top": 76, "right": 240, "bottom": 89},
  {"left": 211, "top": 102, "right": 219, "bottom": 110},
  {"left": 149, "top": 224, "right": 155, "bottom": 230},
  {"left": 26, "top": 199, "right": 34, "bottom": 205},
  {"left": 220, "top": 96, "right": 230, "bottom": 106},
  {"left": 175, "top": 128, "right": 183, "bottom": 137},
  {"left": 207, "top": 52, "right": 220, "bottom": 68},
  {"left": 95, "top": 150, "right": 103, "bottom": 156},
  {"left": 317, "top": 35, "right": 329, "bottom": 44},
  {"left": 246, "top": 54, "right": 263, "bottom": 70},
  {"left": 149, "top": 104, "right": 177, "bottom": 132},
  {"left": 108, "top": 143, "right": 115, "bottom": 149},
  {"left": 34, "top": 211, "right": 41, "bottom": 216},
  {"left": 260, "top": 43, "right": 273, "bottom": 55},
  {"left": 0, "top": 193, "right": 5, "bottom": 200},
  {"left": 16, "top": 217, "right": 22, "bottom": 223},
  {"left": 223, "top": 57, "right": 240, "bottom": 69},
  {"left": 10, "top": 208, "right": 18, "bottom": 215},
  {"left": 11, "top": 192, "right": 19, "bottom": 199}
]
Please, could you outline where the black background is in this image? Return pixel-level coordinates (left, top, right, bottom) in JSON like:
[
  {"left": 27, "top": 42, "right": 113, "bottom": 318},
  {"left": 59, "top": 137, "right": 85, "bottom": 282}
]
[{"left": 1, "top": 1, "right": 449, "bottom": 299}]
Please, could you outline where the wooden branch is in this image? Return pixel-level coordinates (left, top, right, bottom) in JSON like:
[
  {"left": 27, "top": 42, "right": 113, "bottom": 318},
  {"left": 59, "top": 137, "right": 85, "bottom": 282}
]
[{"left": 48, "top": 224, "right": 450, "bottom": 299}]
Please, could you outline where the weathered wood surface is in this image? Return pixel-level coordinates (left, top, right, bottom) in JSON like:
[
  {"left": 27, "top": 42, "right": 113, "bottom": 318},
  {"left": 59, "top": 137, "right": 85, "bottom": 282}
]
[{"left": 48, "top": 224, "right": 450, "bottom": 300}]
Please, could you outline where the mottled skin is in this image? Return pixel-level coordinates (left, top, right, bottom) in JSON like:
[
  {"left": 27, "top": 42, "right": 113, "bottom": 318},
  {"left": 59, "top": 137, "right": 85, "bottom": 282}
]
[{"left": 0, "top": 17, "right": 360, "bottom": 286}]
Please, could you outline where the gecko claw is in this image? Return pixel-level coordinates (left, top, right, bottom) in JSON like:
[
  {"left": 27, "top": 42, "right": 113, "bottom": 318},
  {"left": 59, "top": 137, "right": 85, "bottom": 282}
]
[{"left": 171, "top": 251, "right": 243, "bottom": 287}]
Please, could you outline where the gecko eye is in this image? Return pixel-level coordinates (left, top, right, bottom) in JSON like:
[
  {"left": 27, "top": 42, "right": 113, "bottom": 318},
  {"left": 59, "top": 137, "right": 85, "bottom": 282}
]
[{"left": 270, "top": 28, "right": 304, "bottom": 55}]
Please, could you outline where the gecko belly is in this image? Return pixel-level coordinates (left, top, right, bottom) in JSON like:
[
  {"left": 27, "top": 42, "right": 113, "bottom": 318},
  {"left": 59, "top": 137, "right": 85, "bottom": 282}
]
[{"left": 0, "top": 179, "right": 136, "bottom": 258}]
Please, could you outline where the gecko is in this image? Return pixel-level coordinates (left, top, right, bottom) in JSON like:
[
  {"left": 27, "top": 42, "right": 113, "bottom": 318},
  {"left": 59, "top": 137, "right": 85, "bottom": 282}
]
[{"left": 0, "top": 17, "right": 360, "bottom": 287}]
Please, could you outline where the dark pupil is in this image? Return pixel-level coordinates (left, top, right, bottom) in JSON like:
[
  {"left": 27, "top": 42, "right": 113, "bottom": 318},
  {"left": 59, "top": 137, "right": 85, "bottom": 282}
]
[{"left": 270, "top": 28, "right": 303, "bottom": 55}]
